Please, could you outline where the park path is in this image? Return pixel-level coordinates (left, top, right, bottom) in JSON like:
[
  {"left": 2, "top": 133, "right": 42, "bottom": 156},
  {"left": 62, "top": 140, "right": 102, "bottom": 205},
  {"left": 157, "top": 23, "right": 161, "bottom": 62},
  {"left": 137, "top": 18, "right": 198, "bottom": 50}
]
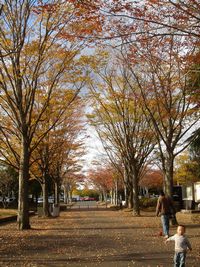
[{"left": 0, "top": 206, "right": 199, "bottom": 267}]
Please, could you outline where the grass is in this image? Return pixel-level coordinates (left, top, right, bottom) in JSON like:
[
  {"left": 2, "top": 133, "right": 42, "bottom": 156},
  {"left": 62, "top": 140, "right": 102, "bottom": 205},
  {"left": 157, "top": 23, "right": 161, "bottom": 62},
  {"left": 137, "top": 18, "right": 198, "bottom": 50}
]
[{"left": 0, "top": 208, "right": 17, "bottom": 219}]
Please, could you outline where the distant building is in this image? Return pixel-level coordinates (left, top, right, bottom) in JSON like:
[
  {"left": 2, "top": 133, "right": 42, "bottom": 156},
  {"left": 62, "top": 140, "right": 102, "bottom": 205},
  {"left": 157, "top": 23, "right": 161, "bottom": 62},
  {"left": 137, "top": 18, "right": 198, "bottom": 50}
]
[{"left": 182, "top": 182, "right": 200, "bottom": 210}]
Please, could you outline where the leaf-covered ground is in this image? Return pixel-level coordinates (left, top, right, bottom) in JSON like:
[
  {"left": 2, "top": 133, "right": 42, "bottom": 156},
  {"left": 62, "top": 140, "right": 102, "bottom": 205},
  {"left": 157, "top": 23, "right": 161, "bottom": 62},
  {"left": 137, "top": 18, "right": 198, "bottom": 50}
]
[{"left": 0, "top": 208, "right": 200, "bottom": 266}]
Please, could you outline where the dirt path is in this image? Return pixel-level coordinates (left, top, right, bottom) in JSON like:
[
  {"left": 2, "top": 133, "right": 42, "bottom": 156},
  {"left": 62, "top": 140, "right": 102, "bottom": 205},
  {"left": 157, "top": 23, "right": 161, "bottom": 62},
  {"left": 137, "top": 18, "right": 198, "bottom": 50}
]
[{"left": 0, "top": 208, "right": 199, "bottom": 267}]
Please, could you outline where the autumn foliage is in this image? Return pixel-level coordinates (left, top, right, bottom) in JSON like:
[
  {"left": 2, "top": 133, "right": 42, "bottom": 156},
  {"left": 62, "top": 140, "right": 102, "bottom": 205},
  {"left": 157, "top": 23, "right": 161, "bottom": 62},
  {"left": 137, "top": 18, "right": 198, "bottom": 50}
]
[{"left": 139, "top": 169, "right": 163, "bottom": 189}]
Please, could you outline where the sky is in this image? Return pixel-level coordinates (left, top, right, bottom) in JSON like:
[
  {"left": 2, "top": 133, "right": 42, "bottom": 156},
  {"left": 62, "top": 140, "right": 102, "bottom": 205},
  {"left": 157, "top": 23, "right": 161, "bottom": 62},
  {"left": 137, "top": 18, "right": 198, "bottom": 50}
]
[{"left": 82, "top": 124, "right": 105, "bottom": 173}]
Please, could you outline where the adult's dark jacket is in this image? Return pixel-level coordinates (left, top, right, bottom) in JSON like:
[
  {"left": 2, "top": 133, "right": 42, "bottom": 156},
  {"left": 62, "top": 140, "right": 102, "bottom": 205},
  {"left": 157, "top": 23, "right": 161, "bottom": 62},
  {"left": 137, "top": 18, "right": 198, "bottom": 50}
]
[{"left": 156, "top": 195, "right": 175, "bottom": 216}]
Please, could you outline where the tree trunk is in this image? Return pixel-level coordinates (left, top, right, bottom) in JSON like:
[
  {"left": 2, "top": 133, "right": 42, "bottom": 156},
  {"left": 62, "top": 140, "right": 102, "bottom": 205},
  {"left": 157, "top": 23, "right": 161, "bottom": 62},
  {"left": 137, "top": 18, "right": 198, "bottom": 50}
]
[
  {"left": 132, "top": 175, "right": 140, "bottom": 216},
  {"left": 18, "top": 138, "right": 30, "bottom": 230},
  {"left": 55, "top": 181, "right": 59, "bottom": 205},
  {"left": 126, "top": 172, "right": 133, "bottom": 209},
  {"left": 63, "top": 185, "right": 68, "bottom": 204},
  {"left": 42, "top": 175, "right": 50, "bottom": 217},
  {"left": 164, "top": 155, "right": 174, "bottom": 197},
  {"left": 110, "top": 189, "right": 114, "bottom": 204},
  {"left": 124, "top": 167, "right": 129, "bottom": 207},
  {"left": 67, "top": 183, "right": 71, "bottom": 203},
  {"left": 124, "top": 184, "right": 127, "bottom": 205},
  {"left": 69, "top": 189, "right": 72, "bottom": 203},
  {"left": 102, "top": 189, "right": 107, "bottom": 202},
  {"left": 128, "top": 189, "right": 133, "bottom": 209},
  {"left": 113, "top": 188, "right": 116, "bottom": 205},
  {"left": 100, "top": 193, "right": 103, "bottom": 202},
  {"left": 115, "top": 180, "right": 118, "bottom": 205}
]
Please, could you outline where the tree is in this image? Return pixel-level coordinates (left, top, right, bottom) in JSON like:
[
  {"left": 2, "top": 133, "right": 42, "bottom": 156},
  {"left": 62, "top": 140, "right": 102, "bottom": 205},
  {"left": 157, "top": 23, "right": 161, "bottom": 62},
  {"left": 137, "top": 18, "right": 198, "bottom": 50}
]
[
  {"left": 82, "top": 0, "right": 200, "bottom": 197},
  {"left": 186, "top": 132, "right": 200, "bottom": 181},
  {"left": 88, "top": 166, "right": 116, "bottom": 202},
  {"left": 0, "top": 165, "right": 18, "bottom": 208},
  {"left": 0, "top": 0, "right": 92, "bottom": 229},
  {"left": 30, "top": 95, "right": 86, "bottom": 215},
  {"left": 96, "top": 1, "right": 200, "bottom": 42},
  {"left": 139, "top": 168, "right": 163, "bottom": 194},
  {"left": 88, "top": 53, "right": 155, "bottom": 215},
  {"left": 123, "top": 33, "right": 200, "bottom": 197},
  {"left": 174, "top": 152, "right": 199, "bottom": 185},
  {"left": 190, "top": 132, "right": 200, "bottom": 161}
]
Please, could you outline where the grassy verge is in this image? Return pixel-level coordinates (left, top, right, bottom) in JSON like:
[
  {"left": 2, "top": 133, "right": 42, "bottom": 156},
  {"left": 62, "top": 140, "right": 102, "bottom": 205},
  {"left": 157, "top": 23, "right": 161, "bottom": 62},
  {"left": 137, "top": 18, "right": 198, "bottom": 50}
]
[{"left": 0, "top": 209, "right": 17, "bottom": 219}]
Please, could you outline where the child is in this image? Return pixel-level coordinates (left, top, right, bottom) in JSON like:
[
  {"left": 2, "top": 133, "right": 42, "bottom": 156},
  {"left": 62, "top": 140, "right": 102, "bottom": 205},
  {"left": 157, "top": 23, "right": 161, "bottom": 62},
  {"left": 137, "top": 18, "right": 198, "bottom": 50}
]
[{"left": 165, "top": 225, "right": 192, "bottom": 267}]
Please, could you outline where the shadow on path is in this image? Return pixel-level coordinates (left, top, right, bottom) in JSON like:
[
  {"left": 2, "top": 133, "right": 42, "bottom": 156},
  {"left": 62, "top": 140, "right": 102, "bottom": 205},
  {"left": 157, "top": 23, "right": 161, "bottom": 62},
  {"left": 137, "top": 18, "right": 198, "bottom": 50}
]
[{"left": 0, "top": 209, "right": 199, "bottom": 267}]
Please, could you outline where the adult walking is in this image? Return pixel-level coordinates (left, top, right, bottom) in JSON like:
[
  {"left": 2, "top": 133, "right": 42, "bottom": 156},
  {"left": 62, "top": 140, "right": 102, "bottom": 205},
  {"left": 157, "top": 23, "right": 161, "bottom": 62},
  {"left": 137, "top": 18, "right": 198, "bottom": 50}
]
[{"left": 156, "top": 190, "right": 175, "bottom": 239}]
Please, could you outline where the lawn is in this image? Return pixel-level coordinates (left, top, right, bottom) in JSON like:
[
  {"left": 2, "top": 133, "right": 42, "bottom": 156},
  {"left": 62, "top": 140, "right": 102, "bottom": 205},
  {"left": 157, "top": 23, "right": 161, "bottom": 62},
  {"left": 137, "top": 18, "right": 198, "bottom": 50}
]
[{"left": 0, "top": 209, "right": 17, "bottom": 219}]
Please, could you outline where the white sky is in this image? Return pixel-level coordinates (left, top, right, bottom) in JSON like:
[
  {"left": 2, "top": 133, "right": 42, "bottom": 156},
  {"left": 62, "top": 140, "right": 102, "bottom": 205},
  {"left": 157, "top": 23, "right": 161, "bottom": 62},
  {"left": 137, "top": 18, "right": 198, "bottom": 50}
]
[{"left": 82, "top": 124, "right": 105, "bottom": 173}]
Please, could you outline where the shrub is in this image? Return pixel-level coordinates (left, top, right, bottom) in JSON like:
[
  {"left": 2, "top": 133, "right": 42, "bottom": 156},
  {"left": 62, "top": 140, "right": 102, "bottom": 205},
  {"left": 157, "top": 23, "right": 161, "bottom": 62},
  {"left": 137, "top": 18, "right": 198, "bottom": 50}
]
[{"left": 139, "top": 197, "right": 158, "bottom": 208}]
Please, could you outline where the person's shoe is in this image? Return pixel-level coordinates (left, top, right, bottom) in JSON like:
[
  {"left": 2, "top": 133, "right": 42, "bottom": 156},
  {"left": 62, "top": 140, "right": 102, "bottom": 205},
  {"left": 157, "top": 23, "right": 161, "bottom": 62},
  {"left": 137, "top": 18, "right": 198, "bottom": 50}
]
[{"left": 164, "top": 235, "right": 169, "bottom": 239}]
